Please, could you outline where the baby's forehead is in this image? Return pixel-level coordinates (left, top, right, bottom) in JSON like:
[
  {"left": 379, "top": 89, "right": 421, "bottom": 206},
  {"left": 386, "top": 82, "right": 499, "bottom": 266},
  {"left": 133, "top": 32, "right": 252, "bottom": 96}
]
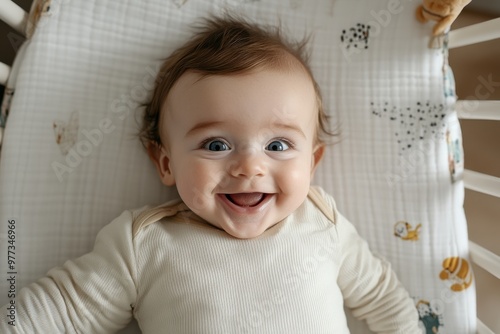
[
  {"left": 166, "top": 65, "right": 316, "bottom": 108},
  {"left": 163, "top": 67, "right": 317, "bottom": 121},
  {"left": 172, "top": 58, "right": 314, "bottom": 94}
]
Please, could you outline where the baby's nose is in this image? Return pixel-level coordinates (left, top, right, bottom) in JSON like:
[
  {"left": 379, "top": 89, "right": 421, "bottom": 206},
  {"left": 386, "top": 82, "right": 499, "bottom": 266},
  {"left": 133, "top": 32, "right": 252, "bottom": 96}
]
[{"left": 228, "top": 150, "right": 266, "bottom": 179}]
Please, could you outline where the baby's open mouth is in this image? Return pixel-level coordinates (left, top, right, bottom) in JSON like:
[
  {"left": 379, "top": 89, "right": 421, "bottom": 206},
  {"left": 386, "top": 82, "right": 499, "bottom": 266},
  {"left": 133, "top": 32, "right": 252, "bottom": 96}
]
[{"left": 225, "top": 193, "right": 267, "bottom": 207}]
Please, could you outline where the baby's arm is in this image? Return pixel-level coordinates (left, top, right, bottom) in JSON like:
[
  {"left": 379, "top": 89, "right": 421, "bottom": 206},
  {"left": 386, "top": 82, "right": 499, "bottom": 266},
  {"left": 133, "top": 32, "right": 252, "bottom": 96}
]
[
  {"left": 0, "top": 211, "right": 138, "bottom": 333},
  {"left": 334, "top": 213, "right": 420, "bottom": 333}
]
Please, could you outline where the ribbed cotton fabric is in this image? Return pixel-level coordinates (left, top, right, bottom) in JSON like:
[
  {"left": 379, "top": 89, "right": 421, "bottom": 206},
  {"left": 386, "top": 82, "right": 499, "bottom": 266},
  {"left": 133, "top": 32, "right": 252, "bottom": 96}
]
[{"left": 1, "top": 187, "right": 419, "bottom": 333}]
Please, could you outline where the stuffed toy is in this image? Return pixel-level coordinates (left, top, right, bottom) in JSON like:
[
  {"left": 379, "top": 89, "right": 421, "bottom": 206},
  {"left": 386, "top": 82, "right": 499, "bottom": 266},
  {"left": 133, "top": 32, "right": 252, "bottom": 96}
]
[{"left": 416, "top": 0, "right": 471, "bottom": 36}]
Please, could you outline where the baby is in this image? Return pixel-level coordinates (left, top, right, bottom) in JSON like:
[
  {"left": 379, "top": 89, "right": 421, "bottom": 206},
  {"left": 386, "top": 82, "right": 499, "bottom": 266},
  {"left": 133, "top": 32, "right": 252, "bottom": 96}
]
[{"left": 1, "top": 16, "right": 420, "bottom": 333}]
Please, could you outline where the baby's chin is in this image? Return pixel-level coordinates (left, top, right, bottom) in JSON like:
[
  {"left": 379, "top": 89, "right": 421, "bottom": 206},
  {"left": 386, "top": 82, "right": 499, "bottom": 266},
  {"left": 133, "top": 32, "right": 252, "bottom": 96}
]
[
  {"left": 184, "top": 191, "right": 307, "bottom": 238},
  {"left": 207, "top": 214, "right": 279, "bottom": 240},
  {"left": 220, "top": 221, "right": 279, "bottom": 239},
  {"left": 218, "top": 212, "right": 294, "bottom": 240}
]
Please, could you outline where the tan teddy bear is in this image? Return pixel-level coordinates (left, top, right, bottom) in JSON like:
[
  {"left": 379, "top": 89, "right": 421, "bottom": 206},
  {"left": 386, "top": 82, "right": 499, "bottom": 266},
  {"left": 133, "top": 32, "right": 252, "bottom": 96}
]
[{"left": 416, "top": 0, "right": 471, "bottom": 36}]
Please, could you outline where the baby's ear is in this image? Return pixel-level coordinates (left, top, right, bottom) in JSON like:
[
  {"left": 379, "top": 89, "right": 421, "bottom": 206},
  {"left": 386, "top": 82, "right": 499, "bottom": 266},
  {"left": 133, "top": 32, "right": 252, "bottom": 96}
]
[
  {"left": 147, "top": 142, "right": 176, "bottom": 186},
  {"left": 310, "top": 144, "right": 325, "bottom": 177}
]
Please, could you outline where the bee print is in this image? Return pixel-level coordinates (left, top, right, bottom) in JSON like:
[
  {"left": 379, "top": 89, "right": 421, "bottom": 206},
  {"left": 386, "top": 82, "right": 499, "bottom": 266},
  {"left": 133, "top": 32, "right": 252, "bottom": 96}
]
[{"left": 439, "top": 257, "right": 473, "bottom": 292}]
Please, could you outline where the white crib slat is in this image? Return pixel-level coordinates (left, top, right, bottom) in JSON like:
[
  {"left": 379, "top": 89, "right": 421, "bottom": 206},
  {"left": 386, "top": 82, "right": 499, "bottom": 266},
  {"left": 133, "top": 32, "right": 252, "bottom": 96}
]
[
  {"left": 469, "top": 241, "right": 500, "bottom": 280},
  {"left": 457, "top": 101, "right": 500, "bottom": 121},
  {"left": 0, "top": 0, "right": 28, "bottom": 34},
  {"left": 477, "top": 318, "right": 495, "bottom": 334},
  {"left": 464, "top": 170, "right": 500, "bottom": 199},
  {"left": 449, "top": 17, "right": 500, "bottom": 49},
  {"left": 0, "top": 61, "right": 11, "bottom": 86},
  {"left": 470, "top": 242, "right": 499, "bottom": 334}
]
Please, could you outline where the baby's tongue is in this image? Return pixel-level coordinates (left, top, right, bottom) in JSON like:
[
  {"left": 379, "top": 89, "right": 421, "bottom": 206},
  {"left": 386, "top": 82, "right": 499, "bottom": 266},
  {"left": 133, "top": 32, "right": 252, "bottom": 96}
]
[{"left": 227, "top": 193, "right": 264, "bottom": 207}]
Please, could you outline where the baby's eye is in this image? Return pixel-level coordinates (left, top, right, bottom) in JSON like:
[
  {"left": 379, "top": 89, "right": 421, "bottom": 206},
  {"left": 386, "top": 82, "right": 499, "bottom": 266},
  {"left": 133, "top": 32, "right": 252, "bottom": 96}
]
[
  {"left": 266, "top": 140, "right": 290, "bottom": 152},
  {"left": 203, "top": 139, "right": 230, "bottom": 151}
]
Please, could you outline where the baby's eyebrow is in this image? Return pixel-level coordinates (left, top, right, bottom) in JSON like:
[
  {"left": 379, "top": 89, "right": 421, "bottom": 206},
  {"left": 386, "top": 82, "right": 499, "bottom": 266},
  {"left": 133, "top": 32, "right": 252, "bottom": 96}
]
[
  {"left": 271, "top": 122, "right": 306, "bottom": 139},
  {"left": 186, "top": 121, "right": 225, "bottom": 137},
  {"left": 185, "top": 120, "right": 306, "bottom": 139}
]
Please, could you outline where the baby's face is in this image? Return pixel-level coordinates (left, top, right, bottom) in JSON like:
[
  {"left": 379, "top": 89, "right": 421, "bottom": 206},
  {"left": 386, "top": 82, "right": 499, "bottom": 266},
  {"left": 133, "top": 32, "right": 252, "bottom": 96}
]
[{"left": 156, "top": 68, "right": 323, "bottom": 239}]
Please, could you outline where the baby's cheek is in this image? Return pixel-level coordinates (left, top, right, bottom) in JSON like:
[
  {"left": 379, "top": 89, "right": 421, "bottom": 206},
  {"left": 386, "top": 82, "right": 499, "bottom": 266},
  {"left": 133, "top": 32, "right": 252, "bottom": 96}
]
[
  {"left": 180, "top": 162, "right": 219, "bottom": 209},
  {"left": 174, "top": 163, "right": 199, "bottom": 197},
  {"left": 277, "top": 164, "right": 311, "bottom": 191}
]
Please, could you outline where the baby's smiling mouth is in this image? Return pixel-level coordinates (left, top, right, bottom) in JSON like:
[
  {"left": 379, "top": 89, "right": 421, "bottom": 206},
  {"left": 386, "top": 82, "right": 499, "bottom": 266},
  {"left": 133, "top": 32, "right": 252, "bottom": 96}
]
[{"left": 225, "top": 193, "right": 267, "bottom": 207}]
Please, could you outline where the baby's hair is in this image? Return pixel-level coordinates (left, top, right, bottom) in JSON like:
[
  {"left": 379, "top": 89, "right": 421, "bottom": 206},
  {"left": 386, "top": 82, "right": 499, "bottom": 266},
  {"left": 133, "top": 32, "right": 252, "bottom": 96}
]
[{"left": 140, "top": 15, "right": 334, "bottom": 149}]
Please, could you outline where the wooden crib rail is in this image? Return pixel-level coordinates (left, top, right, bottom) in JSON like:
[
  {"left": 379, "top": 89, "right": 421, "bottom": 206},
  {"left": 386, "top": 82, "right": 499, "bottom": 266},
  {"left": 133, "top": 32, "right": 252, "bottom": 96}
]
[
  {"left": 469, "top": 241, "right": 500, "bottom": 280},
  {"left": 478, "top": 319, "right": 496, "bottom": 334},
  {"left": 0, "top": 0, "right": 26, "bottom": 86},
  {"left": 464, "top": 170, "right": 500, "bottom": 199},
  {"left": 462, "top": 181, "right": 499, "bottom": 329},
  {"left": 450, "top": 15, "right": 500, "bottom": 334},
  {"left": 457, "top": 101, "right": 500, "bottom": 121},
  {"left": 449, "top": 17, "right": 500, "bottom": 48},
  {"left": 0, "top": 61, "right": 10, "bottom": 86},
  {"left": 469, "top": 240, "right": 500, "bottom": 334},
  {"left": 0, "top": 0, "right": 28, "bottom": 34}
]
